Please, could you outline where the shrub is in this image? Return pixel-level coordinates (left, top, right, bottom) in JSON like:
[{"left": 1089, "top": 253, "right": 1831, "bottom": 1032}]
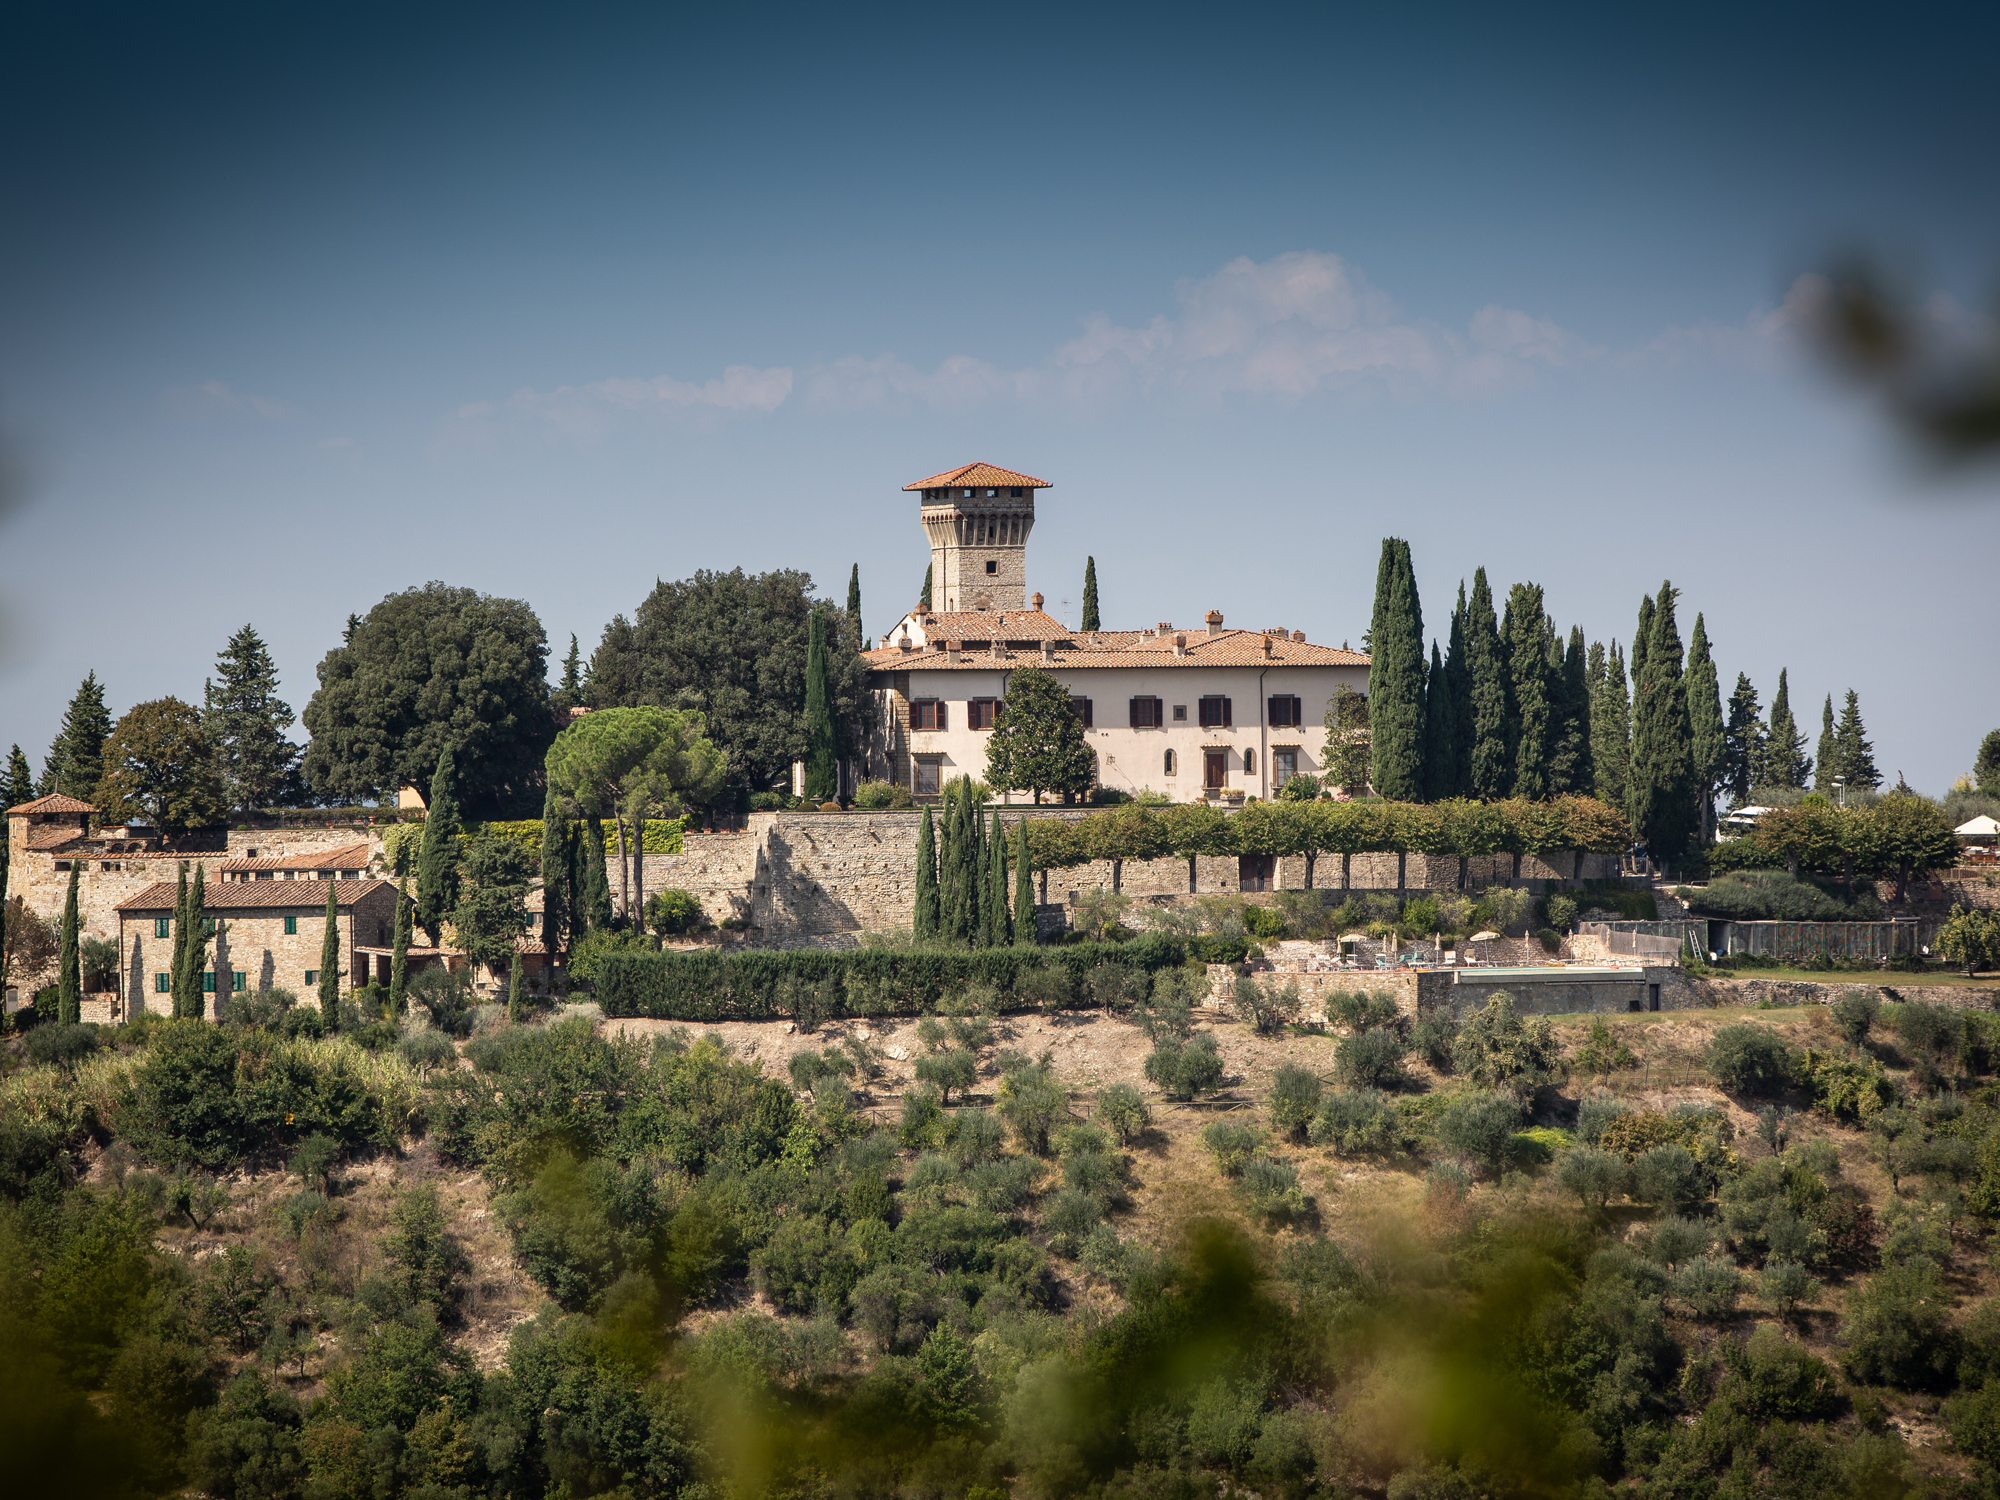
[
  {"left": 127, "top": 1020, "right": 250, "bottom": 1170},
  {"left": 1642, "top": 1216, "right": 1713, "bottom": 1271},
  {"left": 1680, "top": 869, "right": 1882, "bottom": 920},
  {"left": 914, "top": 1048, "right": 978, "bottom": 1105},
  {"left": 1670, "top": 1257, "right": 1741, "bottom": 1320},
  {"left": 1760, "top": 1260, "right": 1821, "bottom": 1320},
  {"left": 25, "top": 1022, "right": 99, "bottom": 1072},
  {"left": 1575, "top": 1093, "right": 1628, "bottom": 1144},
  {"left": 1144, "top": 1033, "right": 1225, "bottom": 1100},
  {"left": 1946, "top": 1382, "right": 2000, "bottom": 1474},
  {"left": 1410, "top": 1010, "right": 1458, "bottom": 1072},
  {"left": 1571, "top": 1018, "right": 1637, "bottom": 1075},
  {"left": 995, "top": 1059, "right": 1069, "bottom": 1155},
  {"left": 1042, "top": 1188, "right": 1102, "bottom": 1258},
  {"left": 1732, "top": 1325, "right": 1836, "bottom": 1418},
  {"left": 645, "top": 888, "right": 705, "bottom": 937},
  {"left": 1451, "top": 995, "right": 1564, "bottom": 1100},
  {"left": 1892, "top": 1002, "right": 1964, "bottom": 1068},
  {"left": 395, "top": 1029, "right": 458, "bottom": 1075},
  {"left": 1555, "top": 1147, "right": 1630, "bottom": 1209},
  {"left": 1841, "top": 1259, "right": 1958, "bottom": 1389},
  {"left": 1535, "top": 928, "right": 1562, "bottom": 954},
  {"left": 1266, "top": 1063, "right": 1322, "bottom": 1141},
  {"left": 1239, "top": 1157, "right": 1312, "bottom": 1229},
  {"left": 1335, "top": 1028, "right": 1408, "bottom": 1090},
  {"left": 1436, "top": 1090, "right": 1524, "bottom": 1177},
  {"left": 1325, "top": 989, "right": 1400, "bottom": 1032},
  {"left": 1831, "top": 990, "right": 1881, "bottom": 1047},
  {"left": 1705, "top": 1025, "right": 1799, "bottom": 1097},
  {"left": 1310, "top": 1089, "right": 1401, "bottom": 1156},
  {"left": 1797, "top": 1049, "right": 1897, "bottom": 1122},
  {"left": 289, "top": 1133, "right": 340, "bottom": 1193},
  {"left": 1231, "top": 977, "right": 1299, "bottom": 1037},
  {"left": 1199, "top": 1121, "right": 1264, "bottom": 1178},
  {"left": 1633, "top": 1145, "right": 1705, "bottom": 1210},
  {"left": 851, "top": 779, "right": 913, "bottom": 810},
  {"left": 1401, "top": 896, "right": 1441, "bottom": 935},
  {"left": 1095, "top": 1083, "right": 1151, "bottom": 1145},
  {"left": 1545, "top": 894, "right": 1578, "bottom": 930}
]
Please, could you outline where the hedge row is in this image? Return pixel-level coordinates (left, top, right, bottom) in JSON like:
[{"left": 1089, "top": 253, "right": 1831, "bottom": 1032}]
[{"left": 593, "top": 932, "right": 1245, "bottom": 1022}]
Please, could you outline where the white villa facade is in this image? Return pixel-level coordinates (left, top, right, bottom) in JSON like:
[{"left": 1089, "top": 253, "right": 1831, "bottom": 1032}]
[{"left": 862, "top": 463, "right": 1370, "bottom": 802}]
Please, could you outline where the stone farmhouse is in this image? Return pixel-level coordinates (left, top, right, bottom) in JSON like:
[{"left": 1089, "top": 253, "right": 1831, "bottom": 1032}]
[
  {"left": 863, "top": 463, "right": 1370, "bottom": 803},
  {"left": 113, "top": 879, "right": 399, "bottom": 1023}
]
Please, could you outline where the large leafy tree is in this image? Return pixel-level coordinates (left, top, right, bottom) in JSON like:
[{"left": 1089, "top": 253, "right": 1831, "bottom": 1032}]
[
  {"left": 1629, "top": 582, "right": 1699, "bottom": 863},
  {"left": 451, "top": 833, "right": 534, "bottom": 977},
  {"left": 1867, "top": 792, "right": 1957, "bottom": 903},
  {"left": 207, "top": 624, "right": 300, "bottom": 812},
  {"left": 1463, "top": 569, "right": 1508, "bottom": 800},
  {"left": 985, "top": 667, "right": 1094, "bottom": 804},
  {"left": 1721, "top": 672, "right": 1763, "bottom": 808},
  {"left": 1367, "top": 539, "right": 1425, "bottom": 801},
  {"left": 42, "top": 671, "right": 113, "bottom": 799},
  {"left": 585, "top": 569, "right": 864, "bottom": 806},
  {"left": 97, "top": 698, "right": 228, "bottom": 838},
  {"left": 302, "top": 582, "right": 554, "bottom": 816}
]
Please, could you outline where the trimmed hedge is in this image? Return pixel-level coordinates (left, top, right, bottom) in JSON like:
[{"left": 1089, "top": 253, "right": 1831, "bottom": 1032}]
[{"left": 595, "top": 932, "right": 1207, "bottom": 1022}]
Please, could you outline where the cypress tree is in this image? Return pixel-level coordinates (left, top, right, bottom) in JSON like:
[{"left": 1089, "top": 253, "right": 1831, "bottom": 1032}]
[
  {"left": 1630, "top": 595, "right": 1654, "bottom": 704},
  {"left": 920, "top": 563, "right": 933, "bottom": 611},
  {"left": 169, "top": 862, "right": 190, "bottom": 1015},
  {"left": 1547, "top": 625, "right": 1591, "bottom": 796},
  {"left": 1081, "top": 557, "right": 1101, "bottom": 632},
  {"left": 583, "top": 818, "right": 613, "bottom": 933},
  {"left": 847, "top": 564, "right": 864, "bottom": 652},
  {"left": 1012, "top": 818, "right": 1034, "bottom": 945},
  {"left": 964, "top": 790, "right": 985, "bottom": 943},
  {"left": 1629, "top": 582, "right": 1699, "bottom": 862},
  {"left": 1722, "top": 673, "right": 1763, "bottom": 808},
  {"left": 390, "top": 877, "right": 412, "bottom": 1016},
  {"left": 1464, "top": 569, "right": 1509, "bottom": 799},
  {"left": 1502, "top": 583, "right": 1552, "bottom": 800},
  {"left": 319, "top": 880, "right": 341, "bottom": 1029},
  {"left": 914, "top": 804, "right": 941, "bottom": 938},
  {"left": 1591, "top": 643, "right": 1632, "bottom": 812},
  {"left": 1814, "top": 696, "right": 1838, "bottom": 791},
  {"left": 415, "top": 748, "right": 460, "bottom": 944},
  {"left": 804, "top": 608, "right": 838, "bottom": 803},
  {"left": 1685, "top": 613, "right": 1724, "bottom": 842},
  {"left": 539, "top": 784, "right": 569, "bottom": 960},
  {"left": 1763, "top": 670, "right": 1811, "bottom": 790},
  {"left": 1445, "top": 586, "right": 1473, "bottom": 796},
  {"left": 1422, "top": 642, "right": 1457, "bottom": 800},
  {"left": 1832, "top": 690, "right": 1881, "bottom": 791},
  {"left": 1367, "top": 538, "right": 1426, "bottom": 800},
  {"left": 188, "top": 864, "right": 211, "bottom": 1019},
  {"left": 561, "top": 635, "right": 582, "bottom": 698},
  {"left": 58, "top": 862, "right": 80, "bottom": 1025},
  {"left": 508, "top": 951, "right": 524, "bottom": 1024},
  {"left": 939, "top": 784, "right": 965, "bottom": 941},
  {"left": 986, "top": 812, "right": 1010, "bottom": 946},
  {"left": 43, "top": 672, "right": 113, "bottom": 799}
]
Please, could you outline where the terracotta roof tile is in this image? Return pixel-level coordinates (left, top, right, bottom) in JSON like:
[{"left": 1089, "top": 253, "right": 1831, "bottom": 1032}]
[
  {"left": 116, "top": 879, "right": 392, "bottom": 913},
  {"left": 865, "top": 627, "right": 1368, "bottom": 671},
  {"left": 903, "top": 462, "right": 1051, "bottom": 492},
  {"left": 27, "top": 833, "right": 86, "bottom": 852},
  {"left": 902, "top": 609, "right": 1073, "bottom": 640},
  {"left": 7, "top": 793, "right": 96, "bottom": 815},
  {"left": 217, "top": 843, "right": 374, "bottom": 873}
]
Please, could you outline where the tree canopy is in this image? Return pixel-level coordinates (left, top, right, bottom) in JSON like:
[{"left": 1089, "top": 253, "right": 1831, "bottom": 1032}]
[
  {"left": 584, "top": 568, "right": 865, "bottom": 806},
  {"left": 302, "top": 582, "right": 553, "bottom": 816},
  {"left": 96, "top": 698, "right": 227, "bottom": 838},
  {"left": 985, "top": 667, "right": 1095, "bottom": 804},
  {"left": 207, "top": 623, "right": 301, "bottom": 812},
  {"left": 42, "top": 671, "right": 113, "bottom": 800}
]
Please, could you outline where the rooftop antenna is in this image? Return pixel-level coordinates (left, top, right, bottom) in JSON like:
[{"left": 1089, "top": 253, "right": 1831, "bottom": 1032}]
[{"left": 1061, "top": 598, "right": 1071, "bottom": 629}]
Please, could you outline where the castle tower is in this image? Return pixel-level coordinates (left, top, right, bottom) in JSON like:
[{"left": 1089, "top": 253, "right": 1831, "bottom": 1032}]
[{"left": 903, "top": 462, "right": 1051, "bottom": 612}]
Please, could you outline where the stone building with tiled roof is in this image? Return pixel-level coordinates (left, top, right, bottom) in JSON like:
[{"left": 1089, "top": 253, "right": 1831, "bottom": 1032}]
[{"left": 863, "top": 464, "right": 1370, "bottom": 807}]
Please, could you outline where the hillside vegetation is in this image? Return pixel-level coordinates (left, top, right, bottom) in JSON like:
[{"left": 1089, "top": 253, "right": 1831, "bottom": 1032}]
[{"left": 9, "top": 979, "right": 2000, "bottom": 1499}]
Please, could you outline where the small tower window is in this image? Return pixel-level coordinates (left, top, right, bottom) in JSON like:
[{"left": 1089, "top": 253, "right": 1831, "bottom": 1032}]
[
  {"left": 985, "top": 560, "right": 998, "bottom": 574},
  {"left": 1164, "top": 749, "right": 1177, "bottom": 776}
]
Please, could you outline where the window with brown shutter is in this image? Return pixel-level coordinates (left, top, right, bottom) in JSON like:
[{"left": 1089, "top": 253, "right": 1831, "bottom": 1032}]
[
  {"left": 1268, "top": 694, "right": 1302, "bottom": 727},
  {"left": 968, "top": 698, "right": 999, "bottom": 729},
  {"left": 1198, "top": 696, "right": 1232, "bottom": 728},
  {"left": 911, "top": 699, "right": 946, "bottom": 730},
  {"left": 1071, "top": 696, "right": 1093, "bottom": 728},
  {"left": 1128, "top": 696, "right": 1163, "bottom": 729}
]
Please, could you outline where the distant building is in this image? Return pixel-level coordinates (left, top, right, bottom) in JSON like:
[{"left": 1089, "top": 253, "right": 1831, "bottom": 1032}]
[{"left": 863, "top": 463, "right": 1370, "bottom": 802}]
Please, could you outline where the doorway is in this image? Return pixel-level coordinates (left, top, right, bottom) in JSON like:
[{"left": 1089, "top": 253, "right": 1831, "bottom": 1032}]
[
  {"left": 1204, "top": 750, "right": 1227, "bottom": 789},
  {"left": 1238, "top": 854, "right": 1273, "bottom": 892}
]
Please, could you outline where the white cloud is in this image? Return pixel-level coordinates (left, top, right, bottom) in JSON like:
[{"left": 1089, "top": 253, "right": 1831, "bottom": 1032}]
[
  {"left": 1636, "top": 273, "right": 1830, "bottom": 371},
  {"left": 477, "top": 364, "right": 795, "bottom": 440},
  {"left": 160, "top": 379, "right": 293, "bottom": 421}
]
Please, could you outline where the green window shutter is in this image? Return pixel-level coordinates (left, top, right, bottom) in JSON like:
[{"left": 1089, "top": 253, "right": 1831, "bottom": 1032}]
[
  {"left": 305, "top": 970, "right": 318, "bottom": 985},
  {"left": 232, "top": 972, "right": 246, "bottom": 992},
  {"left": 155, "top": 917, "right": 169, "bottom": 938},
  {"left": 154, "top": 972, "right": 170, "bottom": 993},
  {"left": 285, "top": 915, "right": 297, "bottom": 935},
  {"left": 203, "top": 971, "right": 216, "bottom": 993}
]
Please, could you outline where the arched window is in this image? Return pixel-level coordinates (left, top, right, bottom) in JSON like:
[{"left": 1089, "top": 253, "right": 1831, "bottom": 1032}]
[
  {"left": 1244, "top": 749, "right": 1256, "bottom": 775},
  {"left": 1163, "top": 748, "right": 1177, "bottom": 776}
]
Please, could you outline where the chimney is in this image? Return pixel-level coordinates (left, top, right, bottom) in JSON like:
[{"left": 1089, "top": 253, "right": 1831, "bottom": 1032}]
[
  {"left": 1157, "top": 621, "right": 1172, "bottom": 634},
  {"left": 1031, "top": 591, "right": 1044, "bottom": 610},
  {"left": 1174, "top": 632, "right": 1188, "bottom": 658},
  {"left": 1261, "top": 634, "right": 1274, "bottom": 658},
  {"left": 990, "top": 638, "right": 1005, "bottom": 659},
  {"left": 1041, "top": 639, "right": 1056, "bottom": 661},
  {"left": 1205, "top": 609, "right": 1224, "bottom": 636},
  {"left": 897, "top": 634, "right": 914, "bottom": 652},
  {"left": 946, "top": 639, "right": 962, "bottom": 664},
  {"left": 913, "top": 601, "right": 931, "bottom": 617},
  {"left": 1291, "top": 630, "right": 1306, "bottom": 642}
]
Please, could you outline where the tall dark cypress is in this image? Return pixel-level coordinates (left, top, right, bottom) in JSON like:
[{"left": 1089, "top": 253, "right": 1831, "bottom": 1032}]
[
  {"left": 1445, "top": 586, "right": 1473, "bottom": 795},
  {"left": 1630, "top": 582, "right": 1699, "bottom": 862},
  {"left": 318, "top": 880, "right": 341, "bottom": 1028},
  {"left": 178, "top": 864, "right": 210, "bottom": 1017},
  {"left": 1464, "top": 569, "right": 1509, "bottom": 799},
  {"left": 914, "top": 805, "right": 941, "bottom": 938},
  {"left": 58, "top": 862, "right": 80, "bottom": 1025},
  {"left": 390, "top": 878, "right": 412, "bottom": 1015},
  {"left": 803, "top": 609, "right": 838, "bottom": 803},
  {"left": 1764, "top": 670, "right": 1811, "bottom": 790},
  {"left": 1502, "top": 583, "right": 1552, "bottom": 800},
  {"left": 940, "top": 783, "right": 968, "bottom": 942},
  {"left": 1081, "top": 557, "right": 1101, "bottom": 632},
  {"left": 1550, "top": 625, "right": 1591, "bottom": 796},
  {"left": 415, "top": 748, "right": 461, "bottom": 944},
  {"left": 847, "top": 564, "right": 864, "bottom": 652},
  {"left": 1422, "top": 642, "right": 1456, "bottom": 800},
  {"left": 1814, "top": 696, "right": 1837, "bottom": 792},
  {"left": 539, "top": 784, "right": 569, "bottom": 960},
  {"left": 1012, "top": 818, "right": 1034, "bottom": 946},
  {"left": 1685, "top": 614, "right": 1724, "bottom": 842},
  {"left": 169, "top": 861, "right": 190, "bottom": 1016},
  {"left": 508, "top": 952, "right": 524, "bottom": 1024},
  {"left": 1367, "top": 538, "right": 1426, "bottom": 800},
  {"left": 583, "top": 818, "right": 613, "bottom": 932},
  {"left": 1722, "top": 673, "right": 1763, "bottom": 808},
  {"left": 920, "top": 563, "right": 933, "bottom": 611},
  {"left": 986, "top": 811, "right": 1010, "bottom": 946},
  {"left": 1591, "top": 643, "right": 1632, "bottom": 812},
  {"left": 966, "top": 792, "right": 985, "bottom": 943}
]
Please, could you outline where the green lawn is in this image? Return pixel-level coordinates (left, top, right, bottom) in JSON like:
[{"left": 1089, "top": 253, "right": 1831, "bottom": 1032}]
[{"left": 1702, "top": 966, "right": 1999, "bottom": 988}]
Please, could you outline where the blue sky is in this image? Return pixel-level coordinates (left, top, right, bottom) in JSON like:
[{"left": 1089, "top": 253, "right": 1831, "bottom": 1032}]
[{"left": 3, "top": 1, "right": 1997, "bottom": 794}]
